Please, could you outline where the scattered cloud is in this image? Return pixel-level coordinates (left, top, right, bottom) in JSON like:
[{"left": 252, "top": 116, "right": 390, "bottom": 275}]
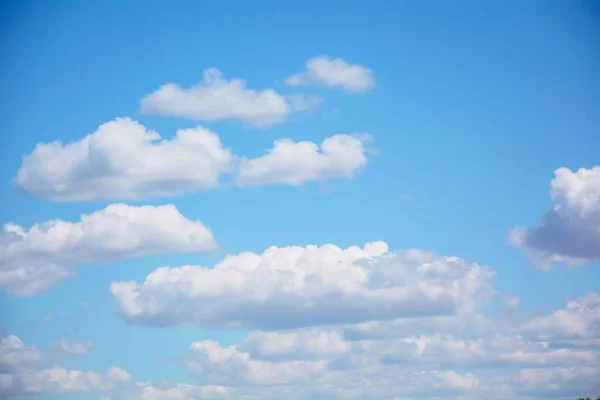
[
  {"left": 285, "top": 55, "right": 375, "bottom": 94},
  {"left": 286, "top": 93, "right": 324, "bottom": 112},
  {"left": 110, "top": 242, "right": 495, "bottom": 329},
  {"left": 0, "top": 204, "right": 215, "bottom": 297},
  {"left": 520, "top": 291, "right": 600, "bottom": 340},
  {"left": 4, "top": 291, "right": 600, "bottom": 400},
  {"left": 15, "top": 118, "right": 373, "bottom": 201},
  {"left": 1, "top": 334, "right": 133, "bottom": 399},
  {"left": 14, "top": 118, "right": 233, "bottom": 201},
  {"left": 236, "top": 134, "right": 373, "bottom": 186},
  {"left": 509, "top": 166, "right": 600, "bottom": 269},
  {"left": 238, "top": 330, "right": 350, "bottom": 361},
  {"left": 0, "top": 336, "right": 43, "bottom": 374},
  {"left": 140, "top": 68, "right": 320, "bottom": 127},
  {"left": 54, "top": 338, "right": 94, "bottom": 355},
  {"left": 394, "top": 194, "right": 414, "bottom": 202}
]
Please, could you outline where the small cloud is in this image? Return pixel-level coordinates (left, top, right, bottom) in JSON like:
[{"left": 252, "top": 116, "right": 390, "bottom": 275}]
[
  {"left": 286, "top": 55, "right": 375, "bottom": 94},
  {"left": 287, "top": 94, "right": 323, "bottom": 112},
  {"left": 394, "top": 194, "right": 414, "bottom": 202}
]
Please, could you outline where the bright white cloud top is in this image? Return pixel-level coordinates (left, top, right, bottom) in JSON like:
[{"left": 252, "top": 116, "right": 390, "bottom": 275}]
[
  {"left": 509, "top": 165, "right": 600, "bottom": 269},
  {"left": 14, "top": 118, "right": 374, "bottom": 201},
  {"left": 285, "top": 55, "right": 375, "bottom": 94},
  {"left": 236, "top": 134, "right": 372, "bottom": 186},
  {"left": 14, "top": 118, "right": 233, "bottom": 202},
  {"left": 109, "top": 242, "right": 495, "bottom": 329},
  {"left": 0, "top": 204, "right": 215, "bottom": 297},
  {"left": 140, "top": 68, "right": 320, "bottom": 127}
]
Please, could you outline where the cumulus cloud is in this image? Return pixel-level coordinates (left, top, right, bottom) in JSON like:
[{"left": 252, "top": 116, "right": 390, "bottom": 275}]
[
  {"left": 520, "top": 291, "right": 600, "bottom": 340},
  {"left": 238, "top": 330, "right": 350, "bottom": 361},
  {"left": 0, "top": 336, "right": 43, "bottom": 374},
  {"left": 6, "top": 289, "right": 600, "bottom": 400},
  {"left": 110, "top": 242, "right": 495, "bottom": 329},
  {"left": 171, "top": 298, "right": 600, "bottom": 399},
  {"left": 14, "top": 118, "right": 233, "bottom": 202},
  {"left": 0, "top": 335, "right": 132, "bottom": 399},
  {"left": 285, "top": 55, "right": 375, "bottom": 94},
  {"left": 140, "top": 68, "right": 320, "bottom": 127},
  {"left": 236, "top": 134, "right": 372, "bottom": 186},
  {"left": 11, "top": 366, "right": 133, "bottom": 396},
  {"left": 509, "top": 166, "right": 600, "bottom": 269},
  {"left": 0, "top": 204, "right": 215, "bottom": 297},
  {"left": 184, "top": 339, "right": 485, "bottom": 397}
]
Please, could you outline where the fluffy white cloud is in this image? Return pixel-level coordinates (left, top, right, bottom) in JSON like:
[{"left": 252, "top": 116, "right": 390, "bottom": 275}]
[
  {"left": 509, "top": 166, "right": 600, "bottom": 269},
  {"left": 184, "top": 339, "right": 485, "bottom": 397},
  {"left": 140, "top": 68, "right": 320, "bottom": 127},
  {"left": 110, "top": 242, "right": 495, "bottom": 329},
  {"left": 375, "top": 333, "right": 598, "bottom": 369},
  {"left": 14, "top": 118, "right": 233, "bottom": 201},
  {"left": 0, "top": 204, "right": 215, "bottom": 297},
  {"left": 238, "top": 330, "right": 350, "bottom": 361},
  {"left": 236, "top": 134, "right": 372, "bottom": 186},
  {"left": 186, "top": 340, "right": 326, "bottom": 387},
  {"left": 11, "top": 366, "right": 133, "bottom": 396},
  {"left": 0, "top": 335, "right": 133, "bottom": 399},
  {"left": 520, "top": 292, "right": 600, "bottom": 340},
  {"left": 285, "top": 55, "right": 375, "bottom": 94},
  {"left": 0, "top": 336, "right": 43, "bottom": 374}
]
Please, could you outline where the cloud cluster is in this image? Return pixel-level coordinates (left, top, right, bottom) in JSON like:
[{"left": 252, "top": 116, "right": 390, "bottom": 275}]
[
  {"left": 0, "top": 335, "right": 133, "bottom": 399},
  {"left": 509, "top": 166, "right": 600, "bottom": 269},
  {"left": 140, "top": 68, "right": 321, "bottom": 127},
  {"left": 237, "top": 134, "right": 372, "bottom": 186},
  {"left": 14, "top": 118, "right": 233, "bottom": 201},
  {"left": 14, "top": 118, "right": 373, "bottom": 202},
  {"left": 286, "top": 56, "right": 375, "bottom": 94},
  {"left": 174, "top": 311, "right": 599, "bottom": 399},
  {"left": 0, "top": 204, "right": 215, "bottom": 296},
  {"left": 4, "top": 294, "right": 600, "bottom": 399},
  {"left": 109, "top": 243, "right": 496, "bottom": 329}
]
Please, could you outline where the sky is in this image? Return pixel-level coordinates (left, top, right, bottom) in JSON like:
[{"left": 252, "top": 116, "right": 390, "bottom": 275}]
[{"left": 0, "top": 1, "right": 599, "bottom": 399}]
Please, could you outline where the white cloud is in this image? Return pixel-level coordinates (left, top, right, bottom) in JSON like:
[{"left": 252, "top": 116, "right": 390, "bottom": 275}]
[
  {"left": 238, "top": 330, "right": 350, "bottom": 361},
  {"left": 1, "top": 335, "right": 134, "bottom": 399},
  {"left": 286, "top": 94, "right": 324, "bottom": 111},
  {"left": 236, "top": 134, "right": 372, "bottom": 186},
  {"left": 12, "top": 366, "right": 133, "bottom": 396},
  {"left": 110, "top": 243, "right": 495, "bottom": 329},
  {"left": 186, "top": 340, "right": 326, "bottom": 386},
  {"left": 0, "top": 204, "right": 215, "bottom": 297},
  {"left": 509, "top": 166, "right": 600, "bottom": 269},
  {"left": 0, "top": 336, "right": 43, "bottom": 373},
  {"left": 140, "top": 68, "right": 320, "bottom": 127},
  {"left": 520, "top": 292, "right": 600, "bottom": 340},
  {"left": 55, "top": 339, "right": 94, "bottom": 355},
  {"left": 285, "top": 56, "right": 375, "bottom": 94},
  {"left": 5, "top": 297, "right": 600, "bottom": 400},
  {"left": 502, "top": 365, "right": 600, "bottom": 398},
  {"left": 14, "top": 118, "right": 233, "bottom": 201}
]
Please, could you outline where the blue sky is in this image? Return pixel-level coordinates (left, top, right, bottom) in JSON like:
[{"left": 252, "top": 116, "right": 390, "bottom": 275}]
[{"left": 1, "top": 1, "right": 599, "bottom": 399}]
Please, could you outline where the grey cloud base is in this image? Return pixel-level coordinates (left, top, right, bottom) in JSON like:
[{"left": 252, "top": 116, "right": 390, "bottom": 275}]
[{"left": 510, "top": 166, "right": 600, "bottom": 269}]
